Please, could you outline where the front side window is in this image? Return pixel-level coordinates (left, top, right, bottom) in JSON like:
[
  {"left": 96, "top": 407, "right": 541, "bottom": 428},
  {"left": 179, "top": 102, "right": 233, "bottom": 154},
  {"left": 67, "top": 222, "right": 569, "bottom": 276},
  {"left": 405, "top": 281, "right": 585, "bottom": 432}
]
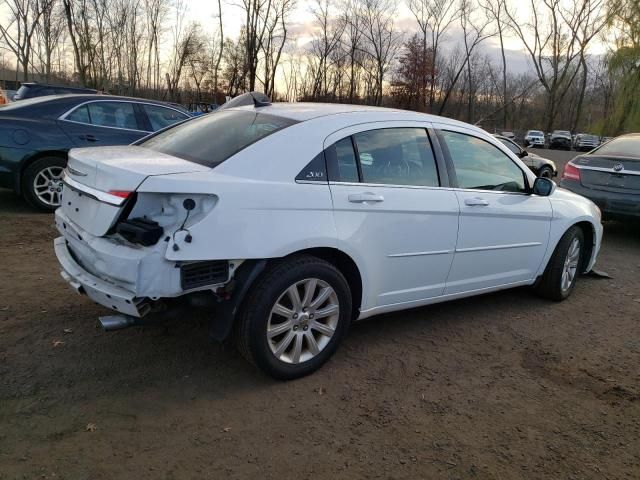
[
  {"left": 140, "top": 110, "right": 298, "bottom": 167},
  {"left": 352, "top": 128, "right": 439, "bottom": 187},
  {"left": 440, "top": 130, "right": 527, "bottom": 193},
  {"left": 143, "top": 104, "right": 189, "bottom": 131}
]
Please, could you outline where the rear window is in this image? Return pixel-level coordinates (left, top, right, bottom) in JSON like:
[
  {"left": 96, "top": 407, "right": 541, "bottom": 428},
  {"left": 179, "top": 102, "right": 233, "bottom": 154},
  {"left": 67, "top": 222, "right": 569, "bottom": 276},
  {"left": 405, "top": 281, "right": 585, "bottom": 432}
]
[
  {"left": 593, "top": 136, "right": 639, "bottom": 157},
  {"left": 140, "top": 110, "right": 298, "bottom": 167}
]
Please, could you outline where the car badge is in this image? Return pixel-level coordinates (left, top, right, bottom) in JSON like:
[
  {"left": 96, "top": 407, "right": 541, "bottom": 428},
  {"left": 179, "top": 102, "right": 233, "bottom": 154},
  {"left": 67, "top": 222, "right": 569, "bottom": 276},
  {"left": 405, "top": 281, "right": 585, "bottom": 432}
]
[
  {"left": 67, "top": 166, "right": 88, "bottom": 176},
  {"left": 613, "top": 163, "right": 624, "bottom": 172}
]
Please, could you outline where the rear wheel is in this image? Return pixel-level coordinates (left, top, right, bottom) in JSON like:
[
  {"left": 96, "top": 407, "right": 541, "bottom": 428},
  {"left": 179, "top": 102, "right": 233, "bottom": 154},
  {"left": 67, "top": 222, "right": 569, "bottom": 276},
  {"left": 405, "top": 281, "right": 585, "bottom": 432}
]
[
  {"left": 536, "top": 226, "right": 584, "bottom": 301},
  {"left": 22, "top": 156, "right": 66, "bottom": 212},
  {"left": 236, "top": 255, "right": 352, "bottom": 379}
]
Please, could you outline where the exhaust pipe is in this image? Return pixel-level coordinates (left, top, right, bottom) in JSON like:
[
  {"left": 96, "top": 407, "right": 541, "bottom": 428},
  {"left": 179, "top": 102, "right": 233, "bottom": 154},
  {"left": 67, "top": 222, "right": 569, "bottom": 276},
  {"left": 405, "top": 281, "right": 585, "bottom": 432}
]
[{"left": 99, "top": 314, "right": 142, "bottom": 331}]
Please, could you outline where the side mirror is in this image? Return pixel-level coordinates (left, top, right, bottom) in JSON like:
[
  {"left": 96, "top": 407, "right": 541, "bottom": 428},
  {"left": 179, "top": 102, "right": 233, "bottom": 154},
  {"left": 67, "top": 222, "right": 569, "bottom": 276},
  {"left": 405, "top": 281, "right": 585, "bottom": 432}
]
[{"left": 532, "top": 177, "right": 556, "bottom": 196}]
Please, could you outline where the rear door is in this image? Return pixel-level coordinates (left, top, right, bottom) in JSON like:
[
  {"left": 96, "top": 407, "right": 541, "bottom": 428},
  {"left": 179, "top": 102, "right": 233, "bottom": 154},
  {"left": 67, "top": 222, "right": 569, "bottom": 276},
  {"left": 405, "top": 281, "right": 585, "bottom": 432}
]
[
  {"left": 436, "top": 126, "right": 552, "bottom": 294},
  {"left": 326, "top": 123, "right": 459, "bottom": 310},
  {"left": 58, "top": 100, "right": 148, "bottom": 147}
]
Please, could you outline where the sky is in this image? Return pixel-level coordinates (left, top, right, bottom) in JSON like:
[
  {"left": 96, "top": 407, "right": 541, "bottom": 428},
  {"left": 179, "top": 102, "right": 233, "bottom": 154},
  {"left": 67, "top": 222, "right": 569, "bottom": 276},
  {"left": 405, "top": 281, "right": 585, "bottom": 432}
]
[{"left": 183, "top": 0, "right": 612, "bottom": 76}]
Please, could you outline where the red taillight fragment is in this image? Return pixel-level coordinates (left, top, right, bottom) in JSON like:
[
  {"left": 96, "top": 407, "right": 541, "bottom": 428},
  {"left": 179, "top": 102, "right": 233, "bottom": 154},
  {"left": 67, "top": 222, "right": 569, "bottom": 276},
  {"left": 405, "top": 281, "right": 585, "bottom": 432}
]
[
  {"left": 562, "top": 162, "right": 581, "bottom": 181},
  {"left": 108, "top": 190, "right": 133, "bottom": 199}
]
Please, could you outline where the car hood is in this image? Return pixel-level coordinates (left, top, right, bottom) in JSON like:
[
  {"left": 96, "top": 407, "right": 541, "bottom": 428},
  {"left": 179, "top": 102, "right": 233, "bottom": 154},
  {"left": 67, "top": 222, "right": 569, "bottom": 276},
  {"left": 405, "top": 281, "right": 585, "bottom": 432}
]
[{"left": 551, "top": 133, "right": 571, "bottom": 140}]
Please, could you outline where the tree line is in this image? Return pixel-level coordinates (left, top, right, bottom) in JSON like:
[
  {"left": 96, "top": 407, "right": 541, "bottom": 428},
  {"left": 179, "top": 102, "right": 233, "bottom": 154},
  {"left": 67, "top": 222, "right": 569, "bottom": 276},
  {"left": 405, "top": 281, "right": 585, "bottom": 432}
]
[{"left": 0, "top": 0, "right": 637, "bottom": 134}]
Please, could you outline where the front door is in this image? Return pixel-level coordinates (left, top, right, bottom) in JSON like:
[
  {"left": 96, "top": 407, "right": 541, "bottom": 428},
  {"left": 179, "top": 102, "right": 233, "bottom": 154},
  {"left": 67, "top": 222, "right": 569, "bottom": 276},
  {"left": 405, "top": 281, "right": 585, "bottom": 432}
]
[
  {"left": 436, "top": 127, "right": 552, "bottom": 295},
  {"left": 325, "top": 124, "right": 460, "bottom": 313}
]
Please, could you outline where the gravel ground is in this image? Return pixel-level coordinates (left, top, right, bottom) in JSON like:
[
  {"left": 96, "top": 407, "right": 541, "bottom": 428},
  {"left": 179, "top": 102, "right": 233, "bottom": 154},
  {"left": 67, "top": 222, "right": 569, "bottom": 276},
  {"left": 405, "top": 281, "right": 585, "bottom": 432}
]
[{"left": 1, "top": 165, "right": 639, "bottom": 479}]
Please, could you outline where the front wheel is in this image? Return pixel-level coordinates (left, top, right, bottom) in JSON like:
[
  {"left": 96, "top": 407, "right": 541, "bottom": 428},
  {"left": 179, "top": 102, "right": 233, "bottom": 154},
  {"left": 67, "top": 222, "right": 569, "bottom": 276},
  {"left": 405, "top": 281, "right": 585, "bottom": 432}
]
[
  {"left": 536, "top": 226, "right": 584, "bottom": 301},
  {"left": 235, "top": 255, "right": 352, "bottom": 379},
  {"left": 538, "top": 166, "right": 554, "bottom": 178}
]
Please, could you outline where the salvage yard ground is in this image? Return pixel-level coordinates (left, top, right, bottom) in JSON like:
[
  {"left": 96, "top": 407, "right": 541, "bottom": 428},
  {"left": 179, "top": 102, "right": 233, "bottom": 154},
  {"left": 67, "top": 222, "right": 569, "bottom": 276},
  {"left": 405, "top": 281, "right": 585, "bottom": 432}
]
[{"left": 1, "top": 150, "right": 639, "bottom": 479}]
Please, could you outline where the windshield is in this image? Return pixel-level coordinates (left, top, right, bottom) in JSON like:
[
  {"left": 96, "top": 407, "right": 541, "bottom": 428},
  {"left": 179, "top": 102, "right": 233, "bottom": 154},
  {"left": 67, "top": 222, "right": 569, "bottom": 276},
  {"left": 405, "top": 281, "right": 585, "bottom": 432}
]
[
  {"left": 592, "top": 136, "right": 639, "bottom": 157},
  {"left": 528, "top": 131, "right": 543, "bottom": 136},
  {"left": 140, "top": 109, "right": 298, "bottom": 167},
  {"left": 554, "top": 131, "right": 570, "bottom": 136}
]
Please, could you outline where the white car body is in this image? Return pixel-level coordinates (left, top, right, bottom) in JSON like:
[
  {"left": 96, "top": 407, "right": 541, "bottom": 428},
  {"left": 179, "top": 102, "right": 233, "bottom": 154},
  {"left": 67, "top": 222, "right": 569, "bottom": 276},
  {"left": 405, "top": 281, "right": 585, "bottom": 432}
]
[
  {"left": 525, "top": 130, "right": 545, "bottom": 147},
  {"left": 53, "top": 102, "right": 603, "bottom": 372}
]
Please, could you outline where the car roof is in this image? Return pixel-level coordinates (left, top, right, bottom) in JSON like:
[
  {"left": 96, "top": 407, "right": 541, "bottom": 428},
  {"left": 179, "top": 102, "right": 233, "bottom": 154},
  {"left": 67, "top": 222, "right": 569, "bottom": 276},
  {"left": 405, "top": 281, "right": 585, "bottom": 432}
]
[
  {"left": 3, "top": 93, "right": 181, "bottom": 109},
  {"left": 226, "top": 102, "right": 479, "bottom": 130}
]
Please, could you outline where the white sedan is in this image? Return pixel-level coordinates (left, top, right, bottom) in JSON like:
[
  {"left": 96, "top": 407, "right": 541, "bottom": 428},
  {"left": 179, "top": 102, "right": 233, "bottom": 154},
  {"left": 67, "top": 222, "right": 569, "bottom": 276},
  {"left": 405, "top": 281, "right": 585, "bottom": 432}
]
[{"left": 54, "top": 93, "right": 603, "bottom": 379}]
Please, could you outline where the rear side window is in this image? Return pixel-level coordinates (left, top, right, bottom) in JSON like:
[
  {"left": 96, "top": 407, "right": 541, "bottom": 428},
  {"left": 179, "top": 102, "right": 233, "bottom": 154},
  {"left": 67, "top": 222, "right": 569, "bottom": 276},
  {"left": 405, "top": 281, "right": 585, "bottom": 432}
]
[
  {"left": 325, "top": 137, "right": 359, "bottom": 182},
  {"left": 143, "top": 104, "right": 189, "bottom": 131},
  {"left": 353, "top": 128, "right": 439, "bottom": 186},
  {"left": 87, "top": 102, "right": 137, "bottom": 130},
  {"left": 140, "top": 110, "right": 298, "bottom": 167}
]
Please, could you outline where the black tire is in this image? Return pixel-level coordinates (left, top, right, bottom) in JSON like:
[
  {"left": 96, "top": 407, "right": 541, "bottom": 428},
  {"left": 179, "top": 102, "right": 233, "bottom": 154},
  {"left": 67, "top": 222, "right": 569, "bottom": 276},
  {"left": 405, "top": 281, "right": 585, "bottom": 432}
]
[
  {"left": 536, "top": 226, "right": 584, "bottom": 301},
  {"left": 21, "top": 156, "right": 67, "bottom": 212},
  {"left": 538, "top": 166, "right": 554, "bottom": 178},
  {"left": 235, "top": 255, "right": 352, "bottom": 379}
]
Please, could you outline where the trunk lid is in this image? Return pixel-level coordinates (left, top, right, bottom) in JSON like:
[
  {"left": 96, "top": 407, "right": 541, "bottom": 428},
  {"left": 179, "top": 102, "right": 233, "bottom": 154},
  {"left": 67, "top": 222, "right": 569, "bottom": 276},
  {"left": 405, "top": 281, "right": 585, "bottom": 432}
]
[
  {"left": 61, "top": 146, "right": 209, "bottom": 236},
  {"left": 575, "top": 155, "right": 640, "bottom": 194}
]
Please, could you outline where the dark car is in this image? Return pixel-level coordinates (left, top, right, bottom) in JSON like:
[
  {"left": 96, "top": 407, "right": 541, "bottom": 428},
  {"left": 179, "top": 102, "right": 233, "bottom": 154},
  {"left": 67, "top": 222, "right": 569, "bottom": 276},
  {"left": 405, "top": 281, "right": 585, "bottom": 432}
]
[
  {"left": 494, "top": 135, "right": 557, "bottom": 178},
  {"left": 549, "top": 130, "right": 572, "bottom": 150},
  {"left": 0, "top": 94, "right": 192, "bottom": 211},
  {"left": 13, "top": 83, "right": 98, "bottom": 101},
  {"left": 560, "top": 134, "right": 640, "bottom": 220}
]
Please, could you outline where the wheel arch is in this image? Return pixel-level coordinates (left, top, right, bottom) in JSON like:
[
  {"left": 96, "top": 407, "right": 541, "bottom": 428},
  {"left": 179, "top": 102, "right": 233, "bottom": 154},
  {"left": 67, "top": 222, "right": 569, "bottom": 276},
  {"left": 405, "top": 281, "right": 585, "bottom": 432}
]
[
  {"left": 292, "top": 247, "right": 363, "bottom": 320},
  {"left": 573, "top": 220, "right": 596, "bottom": 273},
  {"left": 17, "top": 150, "right": 68, "bottom": 193},
  {"left": 210, "top": 247, "right": 363, "bottom": 342}
]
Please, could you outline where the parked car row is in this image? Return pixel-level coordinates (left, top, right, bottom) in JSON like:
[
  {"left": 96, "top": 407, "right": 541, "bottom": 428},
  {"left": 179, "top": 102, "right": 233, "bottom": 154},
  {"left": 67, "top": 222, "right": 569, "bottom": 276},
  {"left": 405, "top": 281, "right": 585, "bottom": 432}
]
[{"left": 520, "top": 129, "right": 611, "bottom": 151}]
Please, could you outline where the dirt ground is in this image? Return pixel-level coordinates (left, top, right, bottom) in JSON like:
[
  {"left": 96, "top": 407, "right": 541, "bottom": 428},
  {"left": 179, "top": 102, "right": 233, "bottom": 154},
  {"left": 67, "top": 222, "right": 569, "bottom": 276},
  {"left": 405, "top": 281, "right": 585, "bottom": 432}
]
[{"left": 1, "top": 158, "right": 639, "bottom": 479}]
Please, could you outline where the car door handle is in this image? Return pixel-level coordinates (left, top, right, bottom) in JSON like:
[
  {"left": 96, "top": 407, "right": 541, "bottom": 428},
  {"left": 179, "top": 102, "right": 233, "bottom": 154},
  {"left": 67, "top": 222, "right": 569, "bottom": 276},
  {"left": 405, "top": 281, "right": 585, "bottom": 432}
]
[
  {"left": 464, "top": 197, "right": 489, "bottom": 206},
  {"left": 348, "top": 193, "right": 385, "bottom": 203},
  {"left": 79, "top": 134, "right": 98, "bottom": 142}
]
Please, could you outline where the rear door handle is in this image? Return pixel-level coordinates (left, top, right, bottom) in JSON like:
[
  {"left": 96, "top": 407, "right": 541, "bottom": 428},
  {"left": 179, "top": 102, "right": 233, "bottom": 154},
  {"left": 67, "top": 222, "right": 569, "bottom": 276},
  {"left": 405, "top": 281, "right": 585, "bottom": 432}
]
[
  {"left": 348, "top": 192, "right": 385, "bottom": 203},
  {"left": 464, "top": 197, "right": 489, "bottom": 206},
  {"left": 79, "top": 134, "right": 99, "bottom": 142}
]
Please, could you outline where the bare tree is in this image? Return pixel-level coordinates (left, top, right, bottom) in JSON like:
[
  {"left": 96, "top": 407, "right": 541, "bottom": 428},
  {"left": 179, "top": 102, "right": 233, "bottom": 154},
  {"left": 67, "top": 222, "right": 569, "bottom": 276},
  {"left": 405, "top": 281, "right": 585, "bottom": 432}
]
[
  {"left": 407, "top": 0, "right": 461, "bottom": 111},
  {"left": 0, "top": 0, "right": 52, "bottom": 81},
  {"left": 357, "top": 0, "right": 401, "bottom": 105},
  {"left": 505, "top": 0, "right": 609, "bottom": 132},
  {"left": 480, "top": 0, "right": 508, "bottom": 126}
]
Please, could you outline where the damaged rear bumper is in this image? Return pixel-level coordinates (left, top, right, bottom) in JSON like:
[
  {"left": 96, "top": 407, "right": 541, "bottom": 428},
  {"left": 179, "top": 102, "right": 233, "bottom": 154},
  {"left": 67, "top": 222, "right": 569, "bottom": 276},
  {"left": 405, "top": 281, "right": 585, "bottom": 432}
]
[{"left": 54, "top": 236, "right": 150, "bottom": 317}]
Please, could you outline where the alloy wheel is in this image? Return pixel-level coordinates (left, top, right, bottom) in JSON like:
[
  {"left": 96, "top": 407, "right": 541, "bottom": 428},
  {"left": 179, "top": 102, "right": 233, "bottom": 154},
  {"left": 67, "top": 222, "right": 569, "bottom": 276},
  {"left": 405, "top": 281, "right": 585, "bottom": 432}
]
[
  {"left": 33, "top": 166, "right": 64, "bottom": 207},
  {"left": 561, "top": 237, "right": 581, "bottom": 292},
  {"left": 267, "top": 278, "right": 340, "bottom": 364}
]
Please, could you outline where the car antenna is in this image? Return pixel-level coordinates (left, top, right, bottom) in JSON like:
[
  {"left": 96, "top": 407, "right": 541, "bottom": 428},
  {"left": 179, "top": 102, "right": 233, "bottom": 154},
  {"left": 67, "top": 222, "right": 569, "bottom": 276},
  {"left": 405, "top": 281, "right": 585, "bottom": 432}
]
[{"left": 218, "top": 91, "right": 271, "bottom": 111}]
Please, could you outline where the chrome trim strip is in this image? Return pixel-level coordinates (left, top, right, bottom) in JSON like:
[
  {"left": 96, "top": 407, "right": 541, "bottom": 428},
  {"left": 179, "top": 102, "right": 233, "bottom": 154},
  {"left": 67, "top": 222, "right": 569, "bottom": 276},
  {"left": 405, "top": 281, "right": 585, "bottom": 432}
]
[
  {"left": 456, "top": 242, "right": 542, "bottom": 253},
  {"left": 62, "top": 173, "right": 126, "bottom": 206},
  {"left": 329, "top": 181, "right": 449, "bottom": 191},
  {"left": 388, "top": 249, "right": 454, "bottom": 258},
  {"left": 574, "top": 164, "right": 640, "bottom": 176},
  {"left": 58, "top": 99, "right": 189, "bottom": 133}
]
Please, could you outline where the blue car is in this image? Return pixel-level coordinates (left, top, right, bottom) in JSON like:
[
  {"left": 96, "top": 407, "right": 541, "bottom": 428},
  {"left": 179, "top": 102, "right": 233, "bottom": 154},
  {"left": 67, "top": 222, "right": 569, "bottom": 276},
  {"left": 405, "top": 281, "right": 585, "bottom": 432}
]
[{"left": 0, "top": 94, "right": 192, "bottom": 211}]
